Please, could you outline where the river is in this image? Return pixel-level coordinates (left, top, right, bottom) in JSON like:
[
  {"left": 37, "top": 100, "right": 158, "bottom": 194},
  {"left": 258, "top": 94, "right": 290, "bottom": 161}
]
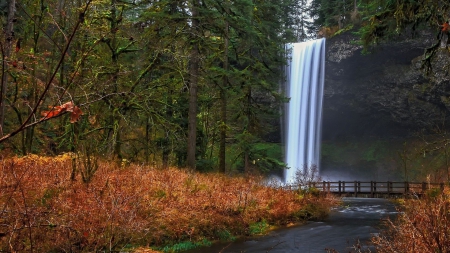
[{"left": 186, "top": 198, "right": 398, "bottom": 253}]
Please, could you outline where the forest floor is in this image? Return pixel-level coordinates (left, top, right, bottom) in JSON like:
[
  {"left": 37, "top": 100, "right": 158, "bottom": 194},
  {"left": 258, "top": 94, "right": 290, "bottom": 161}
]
[{"left": 0, "top": 154, "right": 338, "bottom": 253}]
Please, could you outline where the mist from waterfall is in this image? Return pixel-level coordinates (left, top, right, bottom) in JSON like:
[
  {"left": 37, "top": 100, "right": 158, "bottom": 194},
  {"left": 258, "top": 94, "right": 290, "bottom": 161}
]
[{"left": 284, "top": 39, "right": 326, "bottom": 184}]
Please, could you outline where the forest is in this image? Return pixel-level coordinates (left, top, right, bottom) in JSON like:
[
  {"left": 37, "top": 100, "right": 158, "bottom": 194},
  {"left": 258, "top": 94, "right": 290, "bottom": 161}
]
[
  {"left": 0, "top": 0, "right": 311, "bottom": 173},
  {"left": 1, "top": 0, "right": 449, "bottom": 172}
]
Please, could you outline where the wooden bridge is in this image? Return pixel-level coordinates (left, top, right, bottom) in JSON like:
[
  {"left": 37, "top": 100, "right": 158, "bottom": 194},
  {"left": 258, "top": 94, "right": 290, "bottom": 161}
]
[{"left": 301, "top": 181, "right": 446, "bottom": 198}]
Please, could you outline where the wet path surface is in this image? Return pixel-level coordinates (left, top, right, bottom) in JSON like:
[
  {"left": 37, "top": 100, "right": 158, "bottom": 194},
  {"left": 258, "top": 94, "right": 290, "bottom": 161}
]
[{"left": 186, "top": 198, "right": 398, "bottom": 253}]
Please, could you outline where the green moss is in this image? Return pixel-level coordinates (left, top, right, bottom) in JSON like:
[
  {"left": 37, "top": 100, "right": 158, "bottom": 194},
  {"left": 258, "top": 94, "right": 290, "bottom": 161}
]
[
  {"left": 215, "top": 229, "right": 236, "bottom": 241},
  {"left": 156, "top": 239, "right": 212, "bottom": 253},
  {"left": 333, "top": 24, "right": 354, "bottom": 37},
  {"left": 249, "top": 220, "right": 270, "bottom": 235},
  {"left": 293, "top": 203, "right": 329, "bottom": 221}
]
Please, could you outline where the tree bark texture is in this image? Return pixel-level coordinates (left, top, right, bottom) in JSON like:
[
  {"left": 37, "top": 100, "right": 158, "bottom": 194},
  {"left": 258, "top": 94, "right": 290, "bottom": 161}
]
[
  {"left": 219, "top": 22, "right": 229, "bottom": 173},
  {"left": 187, "top": 0, "right": 200, "bottom": 170},
  {"left": 0, "top": 0, "right": 15, "bottom": 136}
]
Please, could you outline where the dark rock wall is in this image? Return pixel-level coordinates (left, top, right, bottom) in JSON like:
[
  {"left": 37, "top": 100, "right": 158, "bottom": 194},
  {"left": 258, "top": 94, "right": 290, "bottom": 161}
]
[
  {"left": 321, "top": 31, "right": 450, "bottom": 181},
  {"left": 323, "top": 31, "right": 450, "bottom": 140}
]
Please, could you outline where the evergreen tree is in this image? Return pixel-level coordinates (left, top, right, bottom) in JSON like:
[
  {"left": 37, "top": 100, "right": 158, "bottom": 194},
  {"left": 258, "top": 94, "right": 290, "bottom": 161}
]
[
  {"left": 0, "top": 0, "right": 298, "bottom": 174},
  {"left": 310, "top": 0, "right": 355, "bottom": 29}
]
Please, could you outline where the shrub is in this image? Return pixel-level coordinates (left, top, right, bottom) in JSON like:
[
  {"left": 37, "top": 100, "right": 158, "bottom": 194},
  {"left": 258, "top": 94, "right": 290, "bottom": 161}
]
[
  {"left": 372, "top": 191, "right": 450, "bottom": 253},
  {"left": 0, "top": 155, "right": 336, "bottom": 252}
]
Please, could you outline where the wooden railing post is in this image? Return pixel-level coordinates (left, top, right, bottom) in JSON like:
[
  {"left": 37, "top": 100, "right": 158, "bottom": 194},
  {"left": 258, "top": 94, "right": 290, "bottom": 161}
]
[
  {"left": 354, "top": 181, "right": 357, "bottom": 197},
  {"left": 374, "top": 181, "right": 377, "bottom": 198},
  {"left": 387, "top": 181, "right": 391, "bottom": 196},
  {"left": 370, "top": 181, "right": 374, "bottom": 198},
  {"left": 338, "top": 181, "right": 341, "bottom": 195}
]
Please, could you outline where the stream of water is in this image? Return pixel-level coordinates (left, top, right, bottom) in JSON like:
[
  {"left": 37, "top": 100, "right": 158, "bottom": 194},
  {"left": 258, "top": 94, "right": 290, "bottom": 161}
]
[{"left": 186, "top": 198, "right": 397, "bottom": 253}]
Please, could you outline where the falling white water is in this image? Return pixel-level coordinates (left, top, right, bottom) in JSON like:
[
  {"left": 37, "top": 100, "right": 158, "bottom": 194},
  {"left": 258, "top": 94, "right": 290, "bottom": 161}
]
[{"left": 284, "top": 39, "right": 326, "bottom": 184}]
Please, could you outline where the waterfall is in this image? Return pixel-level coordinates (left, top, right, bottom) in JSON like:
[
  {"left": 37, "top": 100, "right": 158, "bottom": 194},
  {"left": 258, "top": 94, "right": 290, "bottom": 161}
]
[{"left": 284, "top": 39, "right": 326, "bottom": 184}]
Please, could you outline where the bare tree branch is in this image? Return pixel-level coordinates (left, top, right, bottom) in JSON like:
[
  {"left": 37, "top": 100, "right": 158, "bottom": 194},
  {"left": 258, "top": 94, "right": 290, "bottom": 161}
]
[{"left": 0, "top": 0, "right": 93, "bottom": 144}]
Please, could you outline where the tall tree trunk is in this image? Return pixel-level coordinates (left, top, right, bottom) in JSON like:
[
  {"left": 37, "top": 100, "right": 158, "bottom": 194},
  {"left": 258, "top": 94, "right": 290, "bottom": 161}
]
[
  {"left": 162, "top": 88, "right": 173, "bottom": 169},
  {"left": 219, "top": 22, "right": 229, "bottom": 173},
  {"left": 0, "top": 0, "right": 15, "bottom": 136},
  {"left": 187, "top": 0, "right": 200, "bottom": 170},
  {"left": 106, "top": 0, "right": 122, "bottom": 159},
  {"left": 24, "top": 0, "right": 46, "bottom": 154},
  {"left": 145, "top": 120, "right": 151, "bottom": 165},
  {"left": 244, "top": 85, "right": 252, "bottom": 173},
  {"left": 244, "top": 151, "right": 250, "bottom": 173}
]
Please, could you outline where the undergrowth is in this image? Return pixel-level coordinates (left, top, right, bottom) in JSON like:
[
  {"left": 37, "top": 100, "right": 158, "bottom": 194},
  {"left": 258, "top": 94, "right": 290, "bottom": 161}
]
[
  {"left": 370, "top": 189, "right": 450, "bottom": 253},
  {"left": 0, "top": 154, "right": 336, "bottom": 252},
  {"left": 340, "top": 189, "right": 450, "bottom": 253}
]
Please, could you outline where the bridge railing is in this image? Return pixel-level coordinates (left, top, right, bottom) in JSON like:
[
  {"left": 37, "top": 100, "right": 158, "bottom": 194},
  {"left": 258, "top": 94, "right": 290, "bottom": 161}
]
[{"left": 293, "top": 181, "right": 445, "bottom": 197}]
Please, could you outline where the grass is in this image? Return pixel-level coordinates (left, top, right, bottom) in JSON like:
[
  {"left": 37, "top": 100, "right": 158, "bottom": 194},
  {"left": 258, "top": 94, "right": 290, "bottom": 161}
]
[
  {"left": 0, "top": 154, "right": 336, "bottom": 252},
  {"left": 156, "top": 239, "right": 212, "bottom": 252}
]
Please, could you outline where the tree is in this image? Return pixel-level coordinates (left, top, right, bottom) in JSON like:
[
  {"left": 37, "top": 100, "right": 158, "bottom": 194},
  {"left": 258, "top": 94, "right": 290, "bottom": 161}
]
[
  {"left": 0, "top": 0, "right": 15, "bottom": 136},
  {"left": 187, "top": 0, "right": 201, "bottom": 170},
  {"left": 310, "top": 0, "right": 354, "bottom": 29},
  {"left": 355, "top": 0, "right": 449, "bottom": 68},
  {"left": 221, "top": 0, "right": 287, "bottom": 173},
  {"left": 219, "top": 2, "right": 230, "bottom": 174},
  {"left": 282, "top": 0, "right": 315, "bottom": 42}
]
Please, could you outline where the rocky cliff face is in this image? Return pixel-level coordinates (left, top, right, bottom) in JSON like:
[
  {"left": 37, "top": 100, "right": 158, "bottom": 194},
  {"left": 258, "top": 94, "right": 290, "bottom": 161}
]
[
  {"left": 320, "top": 31, "right": 450, "bottom": 180},
  {"left": 322, "top": 31, "right": 450, "bottom": 140}
]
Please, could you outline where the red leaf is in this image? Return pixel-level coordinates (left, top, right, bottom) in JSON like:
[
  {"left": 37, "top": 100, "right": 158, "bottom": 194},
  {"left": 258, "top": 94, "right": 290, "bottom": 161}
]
[
  {"left": 15, "top": 39, "right": 21, "bottom": 53},
  {"left": 41, "top": 106, "right": 65, "bottom": 120},
  {"left": 70, "top": 106, "right": 83, "bottom": 123},
  {"left": 442, "top": 22, "right": 449, "bottom": 32},
  {"left": 40, "top": 101, "right": 83, "bottom": 123}
]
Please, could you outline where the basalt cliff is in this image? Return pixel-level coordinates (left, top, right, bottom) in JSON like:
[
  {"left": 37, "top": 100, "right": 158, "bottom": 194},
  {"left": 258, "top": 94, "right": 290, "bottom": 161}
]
[
  {"left": 323, "top": 30, "right": 450, "bottom": 139},
  {"left": 321, "top": 30, "right": 450, "bottom": 180}
]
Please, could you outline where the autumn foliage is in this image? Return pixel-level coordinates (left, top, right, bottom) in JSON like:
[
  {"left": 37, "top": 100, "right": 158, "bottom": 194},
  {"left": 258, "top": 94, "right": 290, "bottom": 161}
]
[
  {"left": 0, "top": 155, "right": 335, "bottom": 252},
  {"left": 371, "top": 190, "right": 450, "bottom": 253}
]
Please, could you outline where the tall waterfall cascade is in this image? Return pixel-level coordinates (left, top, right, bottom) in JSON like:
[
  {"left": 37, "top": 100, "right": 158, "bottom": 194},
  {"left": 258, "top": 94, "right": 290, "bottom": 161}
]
[{"left": 284, "top": 39, "right": 326, "bottom": 184}]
